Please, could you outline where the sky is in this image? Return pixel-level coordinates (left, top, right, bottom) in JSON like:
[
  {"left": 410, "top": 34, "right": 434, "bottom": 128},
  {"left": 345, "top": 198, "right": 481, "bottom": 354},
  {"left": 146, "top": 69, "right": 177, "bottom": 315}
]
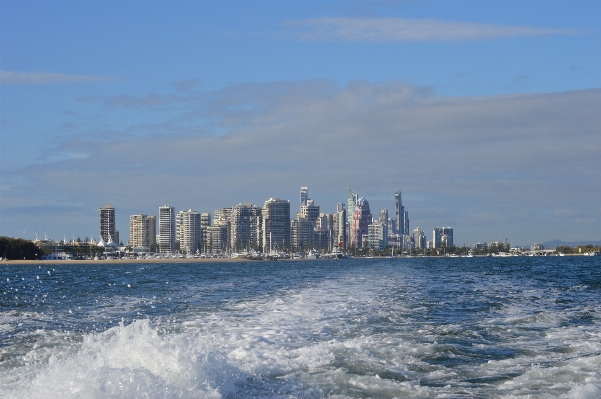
[{"left": 1, "top": 0, "right": 600, "bottom": 247}]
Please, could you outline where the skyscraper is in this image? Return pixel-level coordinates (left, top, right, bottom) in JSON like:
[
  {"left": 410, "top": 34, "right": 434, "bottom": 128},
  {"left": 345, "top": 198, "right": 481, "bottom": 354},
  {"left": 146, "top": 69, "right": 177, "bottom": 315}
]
[
  {"left": 441, "top": 227, "right": 453, "bottom": 247},
  {"left": 347, "top": 187, "right": 359, "bottom": 220},
  {"left": 334, "top": 203, "right": 346, "bottom": 249},
  {"left": 230, "top": 203, "right": 262, "bottom": 251},
  {"left": 291, "top": 197, "right": 320, "bottom": 251},
  {"left": 368, "top": 220, "right": 388, "bottom": 250},
  {"left": 262, "top": 198, "right": 290, "bottom": 251},
  {"left": 413, "top": 227, "right": 426, "bottom": 249},
  {"left": 394, "top": 191, "right": 404, "bottom": 236},
  {"left": 433, "top": 227, "right": 442, "bottom": 248},
  {"left": 129, "top": 214, "right": 156, "bottom": 249},
  {"left": 350, "top": 198, "right": 371, "bottom": 248},
  {"left": 200, "top": 213, "right": 211, "bottom": 253},
  {"left": 379, "top": 209, "right": 388, "bottom": 224},
  {"left": 99, "top": 203, "right": 117, "bottom": 244},
  {"left": 178, "top": 209, "right": 202, "bottom": 254},
  {"left": 159, "top": 205, "right": 175, "bottom": 253},
  {"left": 300, "top": 187, "right": 308, "bottom": 208}
]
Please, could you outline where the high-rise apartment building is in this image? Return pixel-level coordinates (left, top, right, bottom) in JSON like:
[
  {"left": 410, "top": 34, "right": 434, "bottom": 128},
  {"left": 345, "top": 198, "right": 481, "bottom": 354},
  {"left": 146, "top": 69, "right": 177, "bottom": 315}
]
[
  {"left": 300, "top": 199, "right": 320, "bottom": 223},
  {"left": 262, "top": 198, "right": 290, "bottom": 251},
  {"left": 334, "top": 203, "right": 346, "bottom": 249},
  {"left": 200, "top": 213, "right": 211, "bottom": 252},
  {"left": 350, "top": 198, "right": 371, "bottom": 248},
  {"left": 290, "top": 217, "right": 311, "bottom": 251},
  {"left": 129, "top": 214, "right": 156, "bottom": 249},
  {"left": 413, "top": 227, "right": 426, "bottom": 249},
  {"left": 368, "top": 220, "right": 388, "bottom": 250},
  {"left": 230, "top": 203, "right": 262, "bottom": 251},
  {"left": 213, "top": 208, "right": 232, "bottom": 227},
  {"left": 159, "top": 205, "right": 175, "bottom": 253},
  {"left": 99, "top": 203, "right": 118, "bottom": 244},
  {"left": 177, "top": 209, "right": 202, "bottom": 254},
  {"left": 207, "top": 225, "right": 228, "bottom": 254}
]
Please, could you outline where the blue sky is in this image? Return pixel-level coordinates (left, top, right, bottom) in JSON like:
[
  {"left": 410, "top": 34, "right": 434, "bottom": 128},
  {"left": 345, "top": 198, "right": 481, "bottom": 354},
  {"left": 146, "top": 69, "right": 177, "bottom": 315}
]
[{"left": 1, "top": 0, "right": 600, "bottom": 246}]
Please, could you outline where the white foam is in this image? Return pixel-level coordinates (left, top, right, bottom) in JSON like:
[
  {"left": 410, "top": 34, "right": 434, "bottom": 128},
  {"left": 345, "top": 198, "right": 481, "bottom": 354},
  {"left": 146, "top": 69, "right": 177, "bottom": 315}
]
[{"left": 3, "top": 263, "right": 601, "bottom": 398}]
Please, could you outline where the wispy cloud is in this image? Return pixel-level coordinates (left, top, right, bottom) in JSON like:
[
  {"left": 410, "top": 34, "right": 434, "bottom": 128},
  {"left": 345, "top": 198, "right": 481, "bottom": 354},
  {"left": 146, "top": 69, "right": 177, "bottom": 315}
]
[
  {"left": 284, "top": 17, "right": 581, "bottom": 42},
  {"left": 0, "top": 70, "right": 121, "bottom": 85},
  {"left": 3, "top": 82, "right": 600, "bottom": 243}
]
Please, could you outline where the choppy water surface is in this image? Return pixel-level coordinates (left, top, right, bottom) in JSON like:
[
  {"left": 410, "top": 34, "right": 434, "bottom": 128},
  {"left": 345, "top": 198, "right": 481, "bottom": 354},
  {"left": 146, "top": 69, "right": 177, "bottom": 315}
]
[{"left": 2, "top": 257, "right": 601, "bottom": 398}]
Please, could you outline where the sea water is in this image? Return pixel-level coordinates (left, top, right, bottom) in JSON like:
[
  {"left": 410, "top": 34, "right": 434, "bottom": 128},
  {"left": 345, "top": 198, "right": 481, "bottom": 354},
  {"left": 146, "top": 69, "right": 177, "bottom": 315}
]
[{"left": 1, "top": 257, "right": 600, "bottom": 398}]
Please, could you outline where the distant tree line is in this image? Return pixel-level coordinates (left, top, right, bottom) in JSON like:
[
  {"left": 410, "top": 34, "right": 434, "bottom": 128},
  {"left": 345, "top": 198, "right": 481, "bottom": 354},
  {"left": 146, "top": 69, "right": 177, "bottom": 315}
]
[
  {"left": 0, "top": 237, "right": 45, "bottom": 260},
  {"left": 556, "top": 244, "right": 601, "bottom": 254}
]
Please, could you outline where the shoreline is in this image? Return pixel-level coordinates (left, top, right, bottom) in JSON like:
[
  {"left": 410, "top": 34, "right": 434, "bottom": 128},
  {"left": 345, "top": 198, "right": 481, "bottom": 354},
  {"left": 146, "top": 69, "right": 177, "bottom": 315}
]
[
  {"left": 1, "top": 253, "right": 587, "bottom": 265},
  {"left": 1, "top": 257, "right": 253, "bottom": 265}
]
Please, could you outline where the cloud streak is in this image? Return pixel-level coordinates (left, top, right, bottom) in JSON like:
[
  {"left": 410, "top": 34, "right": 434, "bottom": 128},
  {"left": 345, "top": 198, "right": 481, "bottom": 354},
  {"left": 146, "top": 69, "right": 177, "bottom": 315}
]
[
  {"left": 2, "top": 81, "right": 600, "bottom": 244},
  {"left": 284, "top": 17, "right": 581, "bottom": 42},
  {"left": 0, "top": 71, "right": 121, "bottom": 85}
]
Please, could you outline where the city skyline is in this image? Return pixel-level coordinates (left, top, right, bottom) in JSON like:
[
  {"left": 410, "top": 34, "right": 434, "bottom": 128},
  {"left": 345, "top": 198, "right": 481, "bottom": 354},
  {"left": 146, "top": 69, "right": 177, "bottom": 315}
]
[{"left": 1, "top": 2, "right": 600, "bottom": 245}]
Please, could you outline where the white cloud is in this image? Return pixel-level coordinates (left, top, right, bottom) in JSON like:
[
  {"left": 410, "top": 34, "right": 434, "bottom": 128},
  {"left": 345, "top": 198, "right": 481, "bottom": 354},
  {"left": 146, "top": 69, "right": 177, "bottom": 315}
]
[
  {"left": 0, "top": 70, "right": 121, "bottom": 85},
  {"left": 284, "top": 17, "right": 581, "bottom": 42}
]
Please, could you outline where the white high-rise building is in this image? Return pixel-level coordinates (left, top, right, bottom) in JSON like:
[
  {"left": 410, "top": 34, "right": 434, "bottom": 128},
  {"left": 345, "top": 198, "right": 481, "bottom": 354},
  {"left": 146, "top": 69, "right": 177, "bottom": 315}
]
[
  {"left": 300, "top": 187, "right": 308, "bottom": 208},
  {"left": 334, "top": 203, "right": 346, "bottom": 249},
  {"left": 413, "top": 227, "right": 426, "bottom": 249},
  {"left": 368, "top": 220, "right": 388, "bottom": 250},
  {"left": 159, "top": 205, "right": 175, "bottom": 253},
  {"left": 178, "top": 209, "right": 201, "bottom": 254}
]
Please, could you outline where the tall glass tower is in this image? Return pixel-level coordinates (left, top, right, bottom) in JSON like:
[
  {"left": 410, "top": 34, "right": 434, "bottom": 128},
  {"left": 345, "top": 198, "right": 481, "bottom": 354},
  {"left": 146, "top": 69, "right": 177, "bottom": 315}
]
[{"left": 394, "top": 191, "right": 404, "bottom": 236}]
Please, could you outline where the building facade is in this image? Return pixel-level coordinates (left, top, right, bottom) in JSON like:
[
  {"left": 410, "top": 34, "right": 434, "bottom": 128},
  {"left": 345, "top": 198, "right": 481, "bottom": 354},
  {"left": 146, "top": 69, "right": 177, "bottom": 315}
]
[
  {"left": 129, "top": 214, "right": 156, "bottom": 250},
  {"left": 334, "top": 203, "right": 346, "bottom": 250},
  {"left": 300, "top": 187, "right": 308, "bottom": 208},
  {"left": 177, "top": 209, "right": 202, "bottom": 254},
  {"left": 350, "top": 198, "right": 371, "bottom": 248},
  {"left": 99, "top": 203, "right": 118, "bottom": 244},
  {"left": 441, "top": 227, "right": 453, "bottom": 247},
  {"left": 230, "top": 203, "right": 262, "bottom": 252},
  {"left": 207, "top": 225, "right": 228, "bottom": 254},
  {"left": 413, "top": 227, "right": 426, "bottom": 249},
  {"left": 394, "top": 191, "right": 403, "bottom": 236},
  {"left": 368, "top": 220, "right": 388, "bottom": 250},
  {"left": 159, "top": 205, "right": 175, "bottom": 253},
  {"left": 262, "top": 198, "right": 290, "bottom": 251}
]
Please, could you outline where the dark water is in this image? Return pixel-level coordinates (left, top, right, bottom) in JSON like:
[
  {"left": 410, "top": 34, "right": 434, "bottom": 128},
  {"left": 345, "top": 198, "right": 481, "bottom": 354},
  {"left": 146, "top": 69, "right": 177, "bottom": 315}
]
[{"left": 1, "top": 257, "right": 601, "bottom": 398}]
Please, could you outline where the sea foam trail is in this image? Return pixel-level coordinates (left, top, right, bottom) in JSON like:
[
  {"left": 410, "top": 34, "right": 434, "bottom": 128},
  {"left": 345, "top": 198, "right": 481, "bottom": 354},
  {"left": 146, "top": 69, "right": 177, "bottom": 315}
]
[{"left": 2, "top": 258, "right": 601, "bottom": 398}]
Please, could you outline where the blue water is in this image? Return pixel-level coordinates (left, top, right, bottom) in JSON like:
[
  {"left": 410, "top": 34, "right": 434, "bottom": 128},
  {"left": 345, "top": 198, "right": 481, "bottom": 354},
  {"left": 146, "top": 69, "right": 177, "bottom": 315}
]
[{"left": 2, "top": 257, "right": 601, "bottom": 398}]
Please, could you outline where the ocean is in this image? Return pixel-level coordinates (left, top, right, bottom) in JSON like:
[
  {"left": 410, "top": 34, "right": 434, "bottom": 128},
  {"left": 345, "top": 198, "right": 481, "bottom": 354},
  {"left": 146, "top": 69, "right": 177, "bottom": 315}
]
[{"left": 1, "top": 257, "right": 600, "bottom": 398}]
